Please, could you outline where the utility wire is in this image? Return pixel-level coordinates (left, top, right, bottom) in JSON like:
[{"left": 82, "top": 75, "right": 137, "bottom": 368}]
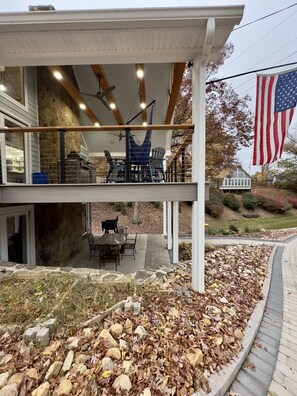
[
  {"left": 234, "top": 2, "right": 297, "bottom": 31},
  {"left": 206, "top": 61, "right": 297, "bottom": 85},
  {"left": 224, "top": 9, "right": 297, "bottom": 69}
]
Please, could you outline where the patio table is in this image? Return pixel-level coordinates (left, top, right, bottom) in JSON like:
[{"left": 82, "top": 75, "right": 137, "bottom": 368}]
[{"left": 96, "top": 233, "right": 126, "bottom": 245}]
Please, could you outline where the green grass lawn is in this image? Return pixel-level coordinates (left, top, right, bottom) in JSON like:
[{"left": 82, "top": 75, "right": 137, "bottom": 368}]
[{"left": 206, "top": 214, "right": 297, "bottom": 235}]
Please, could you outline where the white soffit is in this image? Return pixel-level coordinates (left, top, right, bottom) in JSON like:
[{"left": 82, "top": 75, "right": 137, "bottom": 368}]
[{"left": 0, "top": 6, "right": 244, "bottom": 66}]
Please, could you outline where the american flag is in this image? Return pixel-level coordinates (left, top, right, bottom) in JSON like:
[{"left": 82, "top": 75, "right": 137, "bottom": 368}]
[{"left": 253, "top": 68, "right": 297, "bottom": 165}]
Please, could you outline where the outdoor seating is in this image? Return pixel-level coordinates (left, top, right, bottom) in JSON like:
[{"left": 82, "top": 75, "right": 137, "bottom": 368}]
[
  {"left": 104, "top": 150, "right": 125, "bottom": 183},
  {"left": 149, "top": 147, "right": 166, "bottom": 182},
  {"left": 100, "top": 244, "right": 121, "bottom": 271},
  {"left": 87, "top": 232, "right": 101, "bottom": 260},
  {"left": 124, "top": 233, "right": 138, "bottom": 259}
]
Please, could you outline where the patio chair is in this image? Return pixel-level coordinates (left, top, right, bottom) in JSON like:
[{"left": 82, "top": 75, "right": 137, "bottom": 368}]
[
  {"left": 100, "top": 244, "right": 121, "bottom": 271},
  {"left": 124, "top": 233, "right": 138, "bottom": 259},
  {"left": 87, "top": 232, "right": 101, "bottom": 260},
  {"left": 149, "top": 147, "right": 166, "bottom": 182},
  {"left": 104, "top": 150, "right": 125, "bottom": 183},
  {"left": 102, "top": 217, "right": 119, "bottom": 233}
]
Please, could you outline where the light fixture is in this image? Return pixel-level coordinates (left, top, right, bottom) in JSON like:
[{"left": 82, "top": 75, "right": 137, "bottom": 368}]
[
  {"left": 79, "top": 103, "right": 86, "bottom": 110},
  {"left": 140, "top": 102, "right": 146, "bottom": 109},
  {"left": 94, "top": 122, "right": 100, "bottom": 127},
  {"left": 142, "top": 121, "right": 147, "bottom": 126},
  {"left": 136, "top": 68, "right": 144, "bottom": 79},
  {"left": 0, "top": 70, "right": 7, "bottom": 92},
  {"left": 53, "top": 70, "right": 63, "bottom": 80},
  {"left": 109, "top": 103, "right": 116, "bottom": 110}
]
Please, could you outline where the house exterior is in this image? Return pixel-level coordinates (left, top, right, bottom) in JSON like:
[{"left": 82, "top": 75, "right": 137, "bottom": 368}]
[
  {"left": 219, "top": 166, "right": 252, "bottom": 192},
  {"left": 0, "top": 5, "right": 244, "bottom": 292}
]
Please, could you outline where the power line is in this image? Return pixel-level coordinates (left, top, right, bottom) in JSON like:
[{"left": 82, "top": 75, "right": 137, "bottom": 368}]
[
  {"left": 206, "top": 61, "right": 297, "bottom": 85},
  {"left": 223, "top": 9, "right": 297, "bottom": 70},
  {"left": 234, "top": 2, "right": 297, "bottom": 31}
]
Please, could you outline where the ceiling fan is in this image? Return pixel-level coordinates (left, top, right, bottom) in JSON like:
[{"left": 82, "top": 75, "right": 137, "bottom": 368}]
[
  {"left": 108, "top": 131, "right": 135, "bottom": 141},
  {"left": 81, "top": 75, "right": 116, "bottom": 111}
]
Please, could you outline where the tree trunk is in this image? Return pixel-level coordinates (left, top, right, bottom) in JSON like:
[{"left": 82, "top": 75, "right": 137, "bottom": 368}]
[{"left": 133, "top": 202, "right": 141, "bottom": 224}]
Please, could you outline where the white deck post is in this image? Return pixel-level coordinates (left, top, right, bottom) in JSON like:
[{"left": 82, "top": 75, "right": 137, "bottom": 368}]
[
  {"left": 191, "top": 55, "right": 206, "bottom": 293},
  {"left": 167, "top": 201, "right": 172, "bottom": 250},
  {"left": 172, "top": 201, "right": 179, "bottom": 263},
  {"left": 163, "top": 201, "right": 167, "bottom": 236}
]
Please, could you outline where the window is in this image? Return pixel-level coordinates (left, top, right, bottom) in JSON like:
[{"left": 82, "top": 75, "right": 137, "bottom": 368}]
[
  {"left": 0, "top": 67, "right": 25, "bottom": 105},
  {"left": 5, "top": 119, "right": 25, "bottom": 183}
]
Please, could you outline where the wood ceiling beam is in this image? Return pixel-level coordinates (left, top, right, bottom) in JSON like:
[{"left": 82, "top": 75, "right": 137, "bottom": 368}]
[
  {"left": 0, "top": 124, "right": 194, "bottom": 133},
  {"left": 136, "top": 63, "right": 147, "bottom": 124},
  {"left": 91, "top": 64, "right": 124, "bottom": 125},
  {"left": 164, "top": 63, "right": 186, "bottom": 124},
  {"left": 47, "top": 66, "right": 100, "bottom": 125}
]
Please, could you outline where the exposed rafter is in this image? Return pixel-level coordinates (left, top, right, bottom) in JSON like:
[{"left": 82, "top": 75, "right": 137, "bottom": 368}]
[
  {"left": 47, "top": 66, "right": 100, "bottom": 125},
  {"left": 135, "top": 63, "right": 147, "bottom": 124},
  {"left": 91, "top": 64, "right": 124, "bottom": 125},
  {"left": 165, "top": 63, "right": 186, "bottom": 124}
]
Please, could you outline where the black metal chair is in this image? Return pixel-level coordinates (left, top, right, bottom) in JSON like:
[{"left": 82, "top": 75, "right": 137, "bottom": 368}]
[
  {"left": 124, "top": 233, "right": 138, "bottom": 259},
  {"left": 87, "top": 233, "right": 101, "bottom": 260},
  {"left": 100, "top": 244, "right": 121, "bottom": 271},
  {"left": 104, "top": 150, "right": 126, "bottom": 183}
]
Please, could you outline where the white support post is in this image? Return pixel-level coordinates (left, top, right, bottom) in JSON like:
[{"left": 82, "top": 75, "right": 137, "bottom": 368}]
[
  {"left": 167, "top": 201, "right": 172, "bottom": 250},
  {"left": 191, "top": 55, "right": 207, "bottom": 293},
  {"left": 163, "top": 201, "right": 167, "bottom": 236},
  {"left": 172, "top": 201, "right": 179, "bottom": 263}
]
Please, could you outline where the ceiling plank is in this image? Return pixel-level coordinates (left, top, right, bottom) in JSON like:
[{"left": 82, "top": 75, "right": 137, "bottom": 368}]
[
  {"left": 91, "top": 64, "right": 124, "bottom": 125},
  {"left": 0, "top": 124, "right": 194, "bottom": 133},
  {"left": 47, "top": 66, "right": 100, "bottom": 125},
  {"left": 164, "top": 63, "right": 186, "bottom": 124},
  {"left": 136, "top": 63, "right": 147, "bottom": 124}
]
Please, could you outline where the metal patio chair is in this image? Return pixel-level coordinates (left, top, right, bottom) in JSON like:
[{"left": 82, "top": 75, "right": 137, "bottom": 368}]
[{"left": 124, "top": 233, "right": 138, "bottom": 259}]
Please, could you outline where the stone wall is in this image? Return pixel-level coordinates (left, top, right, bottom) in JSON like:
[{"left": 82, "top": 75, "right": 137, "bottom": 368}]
[
  {"left": 36, "top": 67, "right": 83, "bottom": 266},
  {"left": 37, "top": 66, "right": 81, "bottom": 184},
  {"left": 35, "top": 203, "right": 83, "bottom": 266}
]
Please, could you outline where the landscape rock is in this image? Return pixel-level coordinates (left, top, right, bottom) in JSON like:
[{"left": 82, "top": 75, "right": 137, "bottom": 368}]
[
  {"left": 140, "top": 388, "right": 152, "bottom": 396},
  {"left": 119, "top": 339, "right": 128, "bottom": 350},
  {"left": 42, "top": 341, "right": 61, "bottom": 356},
  {"left": 45, "top": 361, "right": 63, "bottom": 380},
  {"left": 0, "top": 354, "right": 13, "bottom": 365},
  {"left": 234, "top": 328, "right": 243, "bottom": 340},
  {"left": 7, "top": 372, "right": 25, "bottom": 388},
  {"left": 0, "top": 373, "right": 9, "bottom": 390},
  {"left": 36, "top": 327, "right": 50, "bottom": 345},
  {"left": 133, "top": 301, "right": 141, "bottom": 314},
  {"left": 54, "top": 379, "right": 72, "bottom": 395},
  {"left": 134, "top": 325, "right": 147, "bottom": 338},
  {"left": 23, "top": 327, "right": 38, "bottom": 343},
  {"left": 65, "top": 336, "right": 79, "bottom": 349},
  {"left": 122, "top": 360, "right": 133, "bottom": 373},
  {"left": 98, "top": 329, "right": 117, "bottom": 347},
  {"left": 168, "top": 307, "right": 180, "bottom": 318},
  {"left": 112, "top": 374, "right": 132, "bottom": 392},
  {"left": 110, "top": 323, "right": 123, "bottom": 337},
  {"left": 32, "top": 381, "right": 50, "bottom": 396},
  {"left": 82, "top": 328, "right": 92, "bottom": 339},
  {"left": 185, "top": 348, "right": 203, "bottom": 367},
  {"left": 123, "top": 318, "right": 133, "bottom": 334},
  {"left": 26, "top": 368, "right": 39, "bottom": 380},
  {"left": 19, "top": 344, "right": 31, "bottom": 359},
  {"left": 61, "top": 350, "right": 74, "bottom": 375},
  {"left": 106, "top": 348, "right": 121, "bottom": 360},
  {"left": 0, "top": 384, "right": 18, "bottom": 396},
  {"left": 102, "top": 357, "right": 114, "bottom": 372}
]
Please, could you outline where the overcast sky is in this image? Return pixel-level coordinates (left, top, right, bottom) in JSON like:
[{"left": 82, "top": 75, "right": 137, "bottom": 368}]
[{"left": 0, "top": 0, "right": 296, "bottom": 174}]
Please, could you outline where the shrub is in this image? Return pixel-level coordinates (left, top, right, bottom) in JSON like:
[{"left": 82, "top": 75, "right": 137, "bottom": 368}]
[
  {"left": 179, "top": 242, "right": 216, "bottom": 261},
  {"left": 112, "top": 202, "right": 126, "bottom": 213},
  {"left": 127, "top": 202, "right": 133, "bottom": 208},
  {"left": 205, "top": 201, "right": 224, "bottom": 218},
  {"left": 229, "top": 224, "right": 239, "bottom": 233},
  {"left": 242, "top": 192, "right": 257, "bottom": 210},
  {"left": 153, "top": 201, "right": 161, "bottom": 209},
  {"left": 222, "top": 193, "right": 241, "bottom": 211},
  {"left": 288, "top": 198, "right": 297, "bottom": 209},
  {"left": 256, "top": 195, "right": 292, "bottom": 213}
]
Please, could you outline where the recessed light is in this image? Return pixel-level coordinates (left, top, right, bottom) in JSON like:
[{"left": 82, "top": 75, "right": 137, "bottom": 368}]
[
  {"left": 79, "top": 103, "right": 86, "bottom": 110},
  {"left": 0, "top": 84, "right": 7, "bottom": 92},
  {"left": 109, "top": 103, "right": 116, "bottom": 110},
  {"left": 142, "top": 121, "right": 147, "bottom": 126},
  {"left": 53, "top": 70, "right": 63, "bottom": 80},
  {"left": 140, "top": 102, "right": 146, "bottom": 109},
  {"left": 136, "top": 69, "right": 144, "bottom": 79},
  {"left": 94, "top": 122, "right": 100, "bottom": 127}
]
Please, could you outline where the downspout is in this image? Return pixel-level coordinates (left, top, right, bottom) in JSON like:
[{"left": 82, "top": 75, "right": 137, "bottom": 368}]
[{"left": 192, "top": 18, "right": 215, "bottom": 293}]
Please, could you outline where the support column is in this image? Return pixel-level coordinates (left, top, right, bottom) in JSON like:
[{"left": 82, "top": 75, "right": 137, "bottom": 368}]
[
  {"left": 191, "top": 55, "right": 206, "bottom": 293},
  {"left": 167, "top": 201, "right": 172, "bottom": 250},
  {"left": 59, "top": 129, "right": 65, "bottom": 184},
  {"left": 163, "top": 201, "right": 167, "bottom": 236},
  {"left": 172, "top": 201, "right": 179, "bottom": 263}
]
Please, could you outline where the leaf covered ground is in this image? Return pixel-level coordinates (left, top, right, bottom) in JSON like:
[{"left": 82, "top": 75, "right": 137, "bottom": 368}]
[{"left": 0, "top": 245, "right": 272, "bottom": 395}]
